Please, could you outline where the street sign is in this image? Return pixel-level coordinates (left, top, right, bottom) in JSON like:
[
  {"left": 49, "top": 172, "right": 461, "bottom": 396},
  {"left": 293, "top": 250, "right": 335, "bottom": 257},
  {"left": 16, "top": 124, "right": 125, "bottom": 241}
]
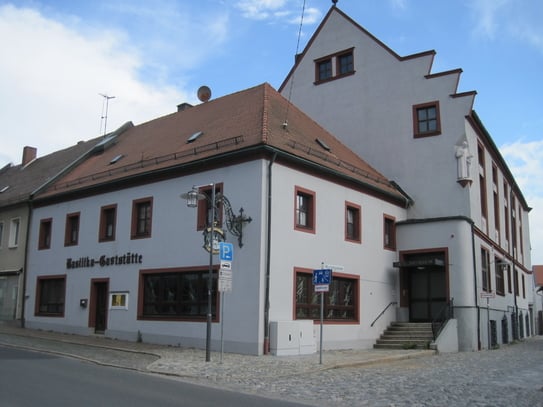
[
  {"left": 315, "top": 284, "right": 329, "bottom": 292},
  {"left": 480, "top": 292, "right": 495, "bottom": 298},
  {"left": 220, "top": 260, "right": 232, "bottom": 271},
  {"left": 324, "top": 264, "right": 344, "bottom": 272},
  {"left": 219, "top": 242, "right": 234, "bottom": 261},
  {"left": 313, "top": 269, "right": 332, "bottom": 285},
  {"left": 219, "top": 269, "right": 232, "bottom": 292}
]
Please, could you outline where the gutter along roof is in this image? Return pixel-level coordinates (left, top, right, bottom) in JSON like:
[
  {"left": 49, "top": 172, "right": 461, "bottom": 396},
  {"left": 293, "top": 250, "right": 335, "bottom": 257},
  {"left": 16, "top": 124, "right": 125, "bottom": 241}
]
[{"left": 35, "top": 83, "right": 406, "bottom": 205}]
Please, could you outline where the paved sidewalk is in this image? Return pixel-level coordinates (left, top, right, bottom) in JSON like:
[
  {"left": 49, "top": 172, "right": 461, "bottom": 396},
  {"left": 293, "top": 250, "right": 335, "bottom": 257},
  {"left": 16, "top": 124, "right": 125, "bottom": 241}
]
[{"left": 0, "top": 323, "right": 434, "bottom": 385}]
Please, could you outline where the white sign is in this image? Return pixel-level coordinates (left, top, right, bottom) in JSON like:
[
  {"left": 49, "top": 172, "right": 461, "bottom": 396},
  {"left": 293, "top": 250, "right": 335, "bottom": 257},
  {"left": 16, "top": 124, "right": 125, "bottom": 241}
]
[
  {"left": 220, "top": 260, "right": 232, "bottom": 271},
  {"left": 325, "top": 264, "right": 344, "bottom": 272},
  {"left": 480, "top": 292, "right": 495, "bottom": 298},
  {"left": 219, "top": 269, "right": 232, "bottom": 292},
  {"left": 315, "top": 284, "right": 329, "bottom": 292}
]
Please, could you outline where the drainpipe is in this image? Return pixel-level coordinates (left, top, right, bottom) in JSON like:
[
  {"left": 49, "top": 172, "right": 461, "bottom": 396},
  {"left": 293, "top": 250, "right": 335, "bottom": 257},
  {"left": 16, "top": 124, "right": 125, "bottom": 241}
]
[
  {"left": 263, "top": 153, "right": 277, "bottom": 354},
  {"left": 21, "top": 200, "right": 33, "bottom": 328},
  {"left": 471, "top": 222, "right": 481, "bottom": 350}
]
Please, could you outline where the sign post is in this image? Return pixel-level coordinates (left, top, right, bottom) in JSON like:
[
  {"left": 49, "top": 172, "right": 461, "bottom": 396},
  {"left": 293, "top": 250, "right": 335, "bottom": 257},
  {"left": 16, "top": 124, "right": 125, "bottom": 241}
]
[
  {"left": 313, "top": 266, "right": 332, "bottom": 364},
  {"left": 219, "top": 242, "right": 234, "bottom": 363}
]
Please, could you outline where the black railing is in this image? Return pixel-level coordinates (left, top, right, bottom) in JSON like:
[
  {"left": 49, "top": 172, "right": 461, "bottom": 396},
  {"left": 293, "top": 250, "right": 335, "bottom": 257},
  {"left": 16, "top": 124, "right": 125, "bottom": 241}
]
[
  {"left": 431, "top": 298, "right": 454, "bottom": 340},
  {"left": 370, "top": 301, "right": 397, "bottom": 327}
]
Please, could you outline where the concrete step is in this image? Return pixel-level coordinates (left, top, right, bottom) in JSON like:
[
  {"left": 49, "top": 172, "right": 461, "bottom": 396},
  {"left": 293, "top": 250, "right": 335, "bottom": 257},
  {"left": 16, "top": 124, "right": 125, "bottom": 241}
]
[{"left": 374, "top": 322, "right": 434, "bottom": 350}]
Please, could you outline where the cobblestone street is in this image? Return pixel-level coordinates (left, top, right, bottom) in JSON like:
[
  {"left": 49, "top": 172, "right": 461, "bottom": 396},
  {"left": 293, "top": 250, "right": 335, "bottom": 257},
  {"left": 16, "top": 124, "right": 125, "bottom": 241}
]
[
  {"left": 189, "top": 338, "right": 543, "bottom": 407},
  {"left": 1, "top": 324, "right": 542, "bottom": 407}
]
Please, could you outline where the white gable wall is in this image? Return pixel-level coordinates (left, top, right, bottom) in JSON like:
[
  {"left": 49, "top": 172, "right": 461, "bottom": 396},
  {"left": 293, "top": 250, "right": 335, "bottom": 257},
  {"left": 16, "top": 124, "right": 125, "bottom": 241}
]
[{"left": 283, "top": 9, "right": 475, "bottom": 220}]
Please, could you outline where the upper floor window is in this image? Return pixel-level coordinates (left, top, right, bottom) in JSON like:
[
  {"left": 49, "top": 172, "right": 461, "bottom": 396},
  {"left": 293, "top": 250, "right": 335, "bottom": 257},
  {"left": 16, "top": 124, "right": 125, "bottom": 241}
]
[
  {"left": 413, "top": 101, "right": 441, "bottom": 137},
  {"left": 383, "top": 215, "right": 396, "bottom": 250},
  {"left": 317, "top": 58, "right": 332, "bottom": 82},
  {"left": 481, "top": 248, "right": 491, "bottom": 292},
  {"left": 345, "top": 202, "right": 361, "bottom": 243},
  {"left": 132, "top": 197, "right": 153, "bottom": 239},
  {"left": 337, "top": 51, "right": 354, "bottom": 76},
  {"left": 314, "top": 48, "right": 355, "bottom": 84},
  {"left": 294, "top": 186, "right": 315, "bottom": 233},
  {"left": 38, "top": 218, "right": 52, "bottom": 250},
  {"left": 495, "top": 257, "right": 505, "bottom": 296},
  {"left": 8, "top": 218, "right": 20, "bottom": 248},
  {"left": 99, "top": 204, "right": 117, "bottom": 242},
  {"left": 64, "top": 212, "right": 80, "bottom": 246}
]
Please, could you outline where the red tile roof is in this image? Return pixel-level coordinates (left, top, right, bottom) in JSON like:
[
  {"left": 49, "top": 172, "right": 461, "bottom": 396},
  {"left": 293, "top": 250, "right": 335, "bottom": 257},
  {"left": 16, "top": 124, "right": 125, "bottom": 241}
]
[
  {"left": 534, "top": 265, "right": 543, "bottom": 287},
  {"left": 37, "top": 83, "right": 405, "bottom": 203}
]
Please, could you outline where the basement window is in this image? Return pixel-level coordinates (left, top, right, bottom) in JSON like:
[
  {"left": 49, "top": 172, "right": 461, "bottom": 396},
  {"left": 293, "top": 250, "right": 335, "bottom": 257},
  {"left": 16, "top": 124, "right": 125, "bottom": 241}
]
[{"left": 0, "top": 185, "right": 9, "bottom": 193}]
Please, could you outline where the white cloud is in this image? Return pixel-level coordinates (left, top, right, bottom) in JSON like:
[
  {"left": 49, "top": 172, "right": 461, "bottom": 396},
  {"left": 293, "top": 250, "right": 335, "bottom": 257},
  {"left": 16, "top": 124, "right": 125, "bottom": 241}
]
[
  {"left": 500, "top": 140, "right": 543, "bottom": 265},
  {"left": 235, "top": 0, "right": 320, "bottom": 24},
  {"left": 470, "top": 0, "right": 543, "bottom": 54},
  {"left": 0, "top": 4, "right": 192, "bottom": 166},
  {"left": 236, "top": 0, "right": 288, "bottom": 20},
  {"left": 469, "top": 0, "right": 509, "bottom": 39}
]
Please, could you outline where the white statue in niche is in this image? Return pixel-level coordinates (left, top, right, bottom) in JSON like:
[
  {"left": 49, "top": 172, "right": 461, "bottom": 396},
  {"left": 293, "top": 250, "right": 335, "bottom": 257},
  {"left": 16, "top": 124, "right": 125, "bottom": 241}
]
[{"left": 455, "top": 138, "right": 473, "bottom": 181}]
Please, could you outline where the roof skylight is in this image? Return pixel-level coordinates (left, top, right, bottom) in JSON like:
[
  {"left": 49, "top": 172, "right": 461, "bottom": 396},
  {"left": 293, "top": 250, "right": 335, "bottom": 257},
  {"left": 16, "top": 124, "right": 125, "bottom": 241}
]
[
  {"left": 187, "top": 131, "right": 204, "bottom": 143},
  {"left": 315, "top": 138, "right": 331, "bottom": 151},
  {"left": 109, "top": 154, "right": 124, "bottom": 165}
]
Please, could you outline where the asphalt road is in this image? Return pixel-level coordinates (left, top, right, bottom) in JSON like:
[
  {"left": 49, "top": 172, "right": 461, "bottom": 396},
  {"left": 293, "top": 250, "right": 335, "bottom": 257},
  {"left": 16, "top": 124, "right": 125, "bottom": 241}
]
[{"left": 0, "top": 345, "right": 310, "bottom": 407}]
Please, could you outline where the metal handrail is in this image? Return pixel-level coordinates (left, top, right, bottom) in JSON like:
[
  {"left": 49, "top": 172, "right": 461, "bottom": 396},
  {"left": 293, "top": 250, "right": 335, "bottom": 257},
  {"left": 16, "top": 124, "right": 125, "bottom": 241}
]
[
  {"left": 431, "top": 298, "right": 454, "bottom": 339},
  {"left": 370, "top": 301, "right": 397, "bottom": 327}
]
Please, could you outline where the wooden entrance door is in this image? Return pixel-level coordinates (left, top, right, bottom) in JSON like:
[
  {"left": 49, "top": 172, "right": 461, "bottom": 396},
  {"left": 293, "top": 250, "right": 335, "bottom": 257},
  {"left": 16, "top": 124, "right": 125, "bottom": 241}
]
[{"left": 90, "top": 280, "right": 108, "bottom": 333}]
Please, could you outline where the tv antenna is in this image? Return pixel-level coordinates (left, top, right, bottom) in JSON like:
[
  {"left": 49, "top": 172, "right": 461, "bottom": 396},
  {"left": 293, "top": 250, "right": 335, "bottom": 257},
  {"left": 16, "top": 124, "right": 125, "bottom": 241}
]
[{"left": 99, "top": 93, "right": 115, "bottom": 135}]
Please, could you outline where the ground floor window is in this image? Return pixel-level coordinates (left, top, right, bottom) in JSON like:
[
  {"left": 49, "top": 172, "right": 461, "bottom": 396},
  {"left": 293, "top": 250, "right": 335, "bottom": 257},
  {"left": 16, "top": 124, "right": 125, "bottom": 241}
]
[
  {"left": 139, "top": 267, "right": 217, "bottom": 320},
  {"left": 35, "top": 275, "right": 66, "bottom": 316},
  {"left": 295, "top": 269, "right": 358, "bottom": 322}
]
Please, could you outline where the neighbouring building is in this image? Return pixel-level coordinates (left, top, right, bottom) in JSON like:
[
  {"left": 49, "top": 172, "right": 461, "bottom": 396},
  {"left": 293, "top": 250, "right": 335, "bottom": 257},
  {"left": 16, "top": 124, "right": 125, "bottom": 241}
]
[
  {"left": 534, "top": 265, "right": 543, "bottom": 335},
  {"left": 0, "top": 140, "right": 109, "bottom": 323},
  {"left": 279, "top": 5, "right": 533, "bottom": 350},
  {"left": 24, "top": 83, "right": 411, "bottom": 355}
]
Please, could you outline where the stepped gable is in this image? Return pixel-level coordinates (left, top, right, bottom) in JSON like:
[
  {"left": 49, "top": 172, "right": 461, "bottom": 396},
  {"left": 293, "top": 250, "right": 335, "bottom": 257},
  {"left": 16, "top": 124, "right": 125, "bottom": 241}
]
[{"left": 38, "top": 83, "right": 403, "bottom": 201}]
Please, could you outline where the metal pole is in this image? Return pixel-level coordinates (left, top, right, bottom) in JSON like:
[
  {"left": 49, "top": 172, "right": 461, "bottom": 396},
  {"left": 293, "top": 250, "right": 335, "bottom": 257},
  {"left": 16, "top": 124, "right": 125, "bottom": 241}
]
[
  {"left": 487, "top": 297, "right": 490, "bottom": 349},
  {"left": 220, "top": 292, "right": 225, "bottom": 364},
  {"left": 206, "top": 183, "right": 215, "bottom": 362},
  {"left": 319, "top": 291, "right": 324, "bottom": 364}
]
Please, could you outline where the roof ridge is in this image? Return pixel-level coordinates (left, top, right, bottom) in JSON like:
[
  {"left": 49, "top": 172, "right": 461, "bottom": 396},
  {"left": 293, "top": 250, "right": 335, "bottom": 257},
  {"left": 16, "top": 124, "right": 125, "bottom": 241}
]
[{"left": 261, "top": 83, "right": 270, "bottom": 143}]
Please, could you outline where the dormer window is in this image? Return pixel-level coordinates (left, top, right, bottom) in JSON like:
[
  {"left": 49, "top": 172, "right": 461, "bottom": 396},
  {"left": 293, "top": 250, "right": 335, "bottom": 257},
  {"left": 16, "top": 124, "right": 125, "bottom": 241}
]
[{"left": 314, "top": 48, "right": 355, "bottom": 84}]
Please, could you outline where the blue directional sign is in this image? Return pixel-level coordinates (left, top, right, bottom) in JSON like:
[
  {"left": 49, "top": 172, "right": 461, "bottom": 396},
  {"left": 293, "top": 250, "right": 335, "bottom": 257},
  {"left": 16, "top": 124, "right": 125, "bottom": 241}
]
[
  {"left": 219, "top": 242, "right": 234, "bottom": 262},
  {"left": 313, "top": 268, "right": 332, "bottom": 285}
]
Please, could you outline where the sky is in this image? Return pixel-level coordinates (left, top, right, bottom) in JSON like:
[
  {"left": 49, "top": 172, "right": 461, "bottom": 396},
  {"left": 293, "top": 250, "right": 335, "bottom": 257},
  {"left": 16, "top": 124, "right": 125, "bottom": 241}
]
[{"left": 0, "top": 0, "right": 542, "bottom": 264}]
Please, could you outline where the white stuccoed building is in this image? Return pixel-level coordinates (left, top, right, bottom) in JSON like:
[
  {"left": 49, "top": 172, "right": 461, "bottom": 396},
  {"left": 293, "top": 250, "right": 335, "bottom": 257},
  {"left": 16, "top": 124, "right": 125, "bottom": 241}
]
[
  {"left": 24, "top": 84, "right": 411, "bottom": 355},
  {"left": 279, "top": 5, "right": 533, "bottom": 351}
]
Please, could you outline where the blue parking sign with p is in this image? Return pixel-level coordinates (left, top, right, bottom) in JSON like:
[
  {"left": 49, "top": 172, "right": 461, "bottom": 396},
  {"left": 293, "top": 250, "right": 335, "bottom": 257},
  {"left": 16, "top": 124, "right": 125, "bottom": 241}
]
[
  {"left": 313, "top": 268, "right": 332, "bottom": 285},
  {"left": 219, "top": 242, "right": 234, "bottom": 261}
]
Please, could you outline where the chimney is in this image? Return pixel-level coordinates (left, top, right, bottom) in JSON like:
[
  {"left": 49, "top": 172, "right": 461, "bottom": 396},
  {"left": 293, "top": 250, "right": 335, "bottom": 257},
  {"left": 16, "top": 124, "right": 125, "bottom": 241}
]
[
  {"left": 22, "top": 146, "right": 37, "bottom": 166},
  {"left": 177, "top": 102, "right": 193, "bottom": 112}
]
